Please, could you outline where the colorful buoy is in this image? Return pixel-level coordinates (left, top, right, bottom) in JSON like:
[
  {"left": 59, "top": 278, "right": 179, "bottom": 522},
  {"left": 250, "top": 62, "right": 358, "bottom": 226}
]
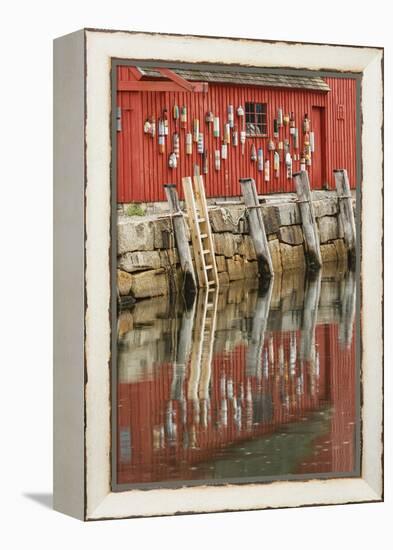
[{"left": 213, "top": 117, "right": 220, "bottom": 138}]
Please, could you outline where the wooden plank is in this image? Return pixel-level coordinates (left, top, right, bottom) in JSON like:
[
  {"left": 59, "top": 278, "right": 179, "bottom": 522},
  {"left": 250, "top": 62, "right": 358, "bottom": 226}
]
[
  {"left": 240, "top": 178, "right": 274, "bottom": 281},
  {"left": 293, "top": 171, "right": 323, "bottom": 269},
  {"left": 164, "top": 184, "right": 197, "bottom": 301},
  {"left": 334, "top": 169, "right": 356, "bottom": 269}
]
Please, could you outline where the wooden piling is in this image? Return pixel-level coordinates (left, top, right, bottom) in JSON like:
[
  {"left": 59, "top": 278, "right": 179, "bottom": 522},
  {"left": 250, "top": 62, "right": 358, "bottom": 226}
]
[
  {"left": 300, "top": 269, "right": 322, "bottom": 362},
  {"left": 240, "top": 178, "right": 274, "bottom": 280},
  {"left": 164, "top": 184, "right": 197, "bottom": 301},
  {"left": 293, "top": 171, "right": 322, "bottom": 270},
  {"left": 334, "top": 169, "right": 356, "bottom": 269}
]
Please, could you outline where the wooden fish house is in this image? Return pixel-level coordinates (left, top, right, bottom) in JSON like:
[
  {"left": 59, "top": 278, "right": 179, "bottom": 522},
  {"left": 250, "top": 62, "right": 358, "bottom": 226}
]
[{"left": 116, "top": 65, "right": 357, "bottom": 203}]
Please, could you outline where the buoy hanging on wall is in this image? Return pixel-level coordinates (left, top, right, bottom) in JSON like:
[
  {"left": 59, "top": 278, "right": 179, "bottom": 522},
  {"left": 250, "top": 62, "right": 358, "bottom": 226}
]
[
  {"left": 228, "top": 105, "right": 234, "bottom": 128},
  {"left": 163, "top": 109, "right": 169, "bottom": 135},
  {"left": 215, "top": 150, "right": 221, "bottom": 171},
  {"left": 168, "top": 152, "right": 177, "bottom": 169},
  {"left": 273, "top": 119, "right": 279, "bottom": 138},
  {"left": 250, "top": 143, "right": 257, "bottom": 162},
  {"left": 294, "top": 128, "right": 299, "bottom": 149},
  {"left": 173, "top": 133, "right": 180, "bottom": 158},
  {"left": 203, "top": 150, "right": 208, "bottom": 174},
  {"left": 285, "top": 153, "right": 292, "bottom": 179},
  {"left": 283, "top": 113, "right": 290, "bottom": 126},
  {"left": 277, "top": 108, "right": 283, "bottom": 127},
  {"left": 144, "top": 119, "right": 152, "bottom": 134},
  {"left": 151, "top": 117, "right": 156, "bottom": 138},
  {"left": 193, "top": 119, "right": 199, "bottom": 143},
  {"left": 264, "top": 160, "right": 270, "bottom": 182},
  {"left": 310, "top": 131, "right": 315, "bottom": 153},
  {"left": 240, "top": 131, "right": 246, "bottom": 155},
  {"left": 284, "top": 139, "right": 290, "bottom": 155},
  {"left": 274, "top": 151, "right": 280, "bottom": 179},
  {"left": 268, "top": 139, "right": 275, "bottom": 151},
  {"left": 206, "top": 111, "right": 214, "bottom": 124},
  {"left": 289, "top": 112, "right": 295, "bottom": 135},
  {"left": 222, "top": 143, "right": 228, "bottom": 160},
  {"left": 257, "top": 148, "right": 263, "bottom": 171},
  {"left": 224, "top": 123, "right": 231, "bottom": 144},
  {"left": 158, "top": 118, "right": 165, "bottom": 153},
  {"left": 198, "top": 133, "right": 204, "bottom": 154},
  {"left": 232, "top": 126, "right": 239, "bottom": 147},
  {"left": 158, "top": 135, "right": 165, "bottom": 154},
  {"left": 213, "top": 117, "right": 220, "bottom": 138},
  {"left": 300, "top": 156, "right": 306, "bottom": 171},
  {"left": 237, "top": 105, "right": 245, "bottom": 117},
  {"left": 173, "top": 105, "right": 179, "bottom": 120},
  {"left": 303, "top": 113, "right": 310, "bottom": 133},
  {"left": 186, "top": 133, "right": 193, "bottom": 155},
  {"left": 180, "top": 106, "right": 187, "bottom": 129}
]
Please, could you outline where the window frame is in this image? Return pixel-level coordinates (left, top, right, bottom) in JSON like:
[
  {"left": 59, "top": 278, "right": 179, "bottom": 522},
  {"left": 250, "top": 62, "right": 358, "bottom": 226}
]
[{"left": 245, "top": 101, "right": 268, "bottom": 137}]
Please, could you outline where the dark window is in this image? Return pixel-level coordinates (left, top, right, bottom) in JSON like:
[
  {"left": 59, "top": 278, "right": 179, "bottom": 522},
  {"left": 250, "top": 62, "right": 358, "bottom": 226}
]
[{"left": 245, "top": 102, "right": 267, "bottom": 136}]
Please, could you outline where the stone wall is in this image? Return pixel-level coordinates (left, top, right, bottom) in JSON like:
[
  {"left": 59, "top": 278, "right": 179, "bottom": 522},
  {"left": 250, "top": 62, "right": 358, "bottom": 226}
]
[{"left": 117, "top": 193, "right": 352, "bottom": 301}]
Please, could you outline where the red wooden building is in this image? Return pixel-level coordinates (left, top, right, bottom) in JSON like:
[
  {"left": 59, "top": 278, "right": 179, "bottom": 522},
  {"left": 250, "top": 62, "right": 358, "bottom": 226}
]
[{"left": 116, "top": 65, "right": 357, "bottom": 203}]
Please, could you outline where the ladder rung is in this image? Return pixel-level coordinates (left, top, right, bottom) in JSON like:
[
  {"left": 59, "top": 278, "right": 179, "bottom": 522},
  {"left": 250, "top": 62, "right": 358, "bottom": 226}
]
[
  {"left": 203, "top": 249, "right": 210, "bottom": 254},
  {"left": 197, "top": 217, "right": 206, "bottom": 223},
  {"left": 200, "top": 234, "right": 208, "bottom": 239},
  {"left": 205, "top": 265, "right": 213, "bottom": 270}
]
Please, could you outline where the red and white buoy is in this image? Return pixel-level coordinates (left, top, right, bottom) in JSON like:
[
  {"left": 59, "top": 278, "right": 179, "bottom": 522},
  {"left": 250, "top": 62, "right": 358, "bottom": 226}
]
[
  {"left": 215, "top": 150, "right": 221, "bottom": 171},
  {"left": 257, "top": 148, "right": 263, "bottom": 171},
  {"left": 264, "top": 160, "right": 270, "bottom": 182}
]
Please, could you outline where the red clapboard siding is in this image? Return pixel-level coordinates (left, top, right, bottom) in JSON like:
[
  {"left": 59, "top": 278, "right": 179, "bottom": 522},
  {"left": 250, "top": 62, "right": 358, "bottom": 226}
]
[{"left": 117, "top": 66, "right": 357, "bottom": 203}]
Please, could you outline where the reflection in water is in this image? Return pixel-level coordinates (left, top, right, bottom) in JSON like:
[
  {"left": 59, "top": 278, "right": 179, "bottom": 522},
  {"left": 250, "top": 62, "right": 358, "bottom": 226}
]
[{"left": 116, "top": 266, "right": 357, "bottom": 486}]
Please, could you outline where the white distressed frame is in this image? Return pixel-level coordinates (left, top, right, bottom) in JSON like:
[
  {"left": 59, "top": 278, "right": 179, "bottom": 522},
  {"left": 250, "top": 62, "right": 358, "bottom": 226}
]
[{"left": 64, "top": 29, "right": 383, "bottom": 520}]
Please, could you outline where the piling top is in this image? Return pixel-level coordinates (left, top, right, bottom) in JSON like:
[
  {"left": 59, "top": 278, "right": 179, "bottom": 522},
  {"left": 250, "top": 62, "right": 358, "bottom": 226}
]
[
  {"left": 239, "top": 177, "right": 255, "bottom": 184},
  {"left": 163, "top": 183, "right": 177, "bottom": 188}
]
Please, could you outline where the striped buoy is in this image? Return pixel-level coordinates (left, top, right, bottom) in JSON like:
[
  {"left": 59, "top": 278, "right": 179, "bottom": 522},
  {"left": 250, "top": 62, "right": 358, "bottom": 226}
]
[
  {"left": 274, "top": 151, "right": 280, "bottom": 178},
  {"left": 163, "top": 109, "right": 169, "bottom": 135},
  {"left": 277, "top": 108, "right": 283, "bottom": 127},
  {"left": 173, "top": 133, "right": 180, "bottom": 158},
  {"left": 232, "top": 127, "right": 239, "bottom": 146},
  {"left": 224, "top": 123, "right": 231, "bottom": 144},
  {"left": 228, "top": 105, "right": 234, "bottom": 128},
  {"left": 173, "top": 105, "right": 179, "bottom": 120},
  {"left": 180, "top": 106, "right": 187, "bottom": 128},
  {"left": 198, "top": 132, "right": 204, "bottom": 154},
  {"left": 310, "top": 131, "right": 315, "bottom": 152}
]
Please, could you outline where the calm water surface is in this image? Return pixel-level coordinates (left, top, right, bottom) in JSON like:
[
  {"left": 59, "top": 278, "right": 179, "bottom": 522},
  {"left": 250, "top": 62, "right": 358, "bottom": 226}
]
[{"left": 115, "top": 266, "right": 358, "bottom": 488}]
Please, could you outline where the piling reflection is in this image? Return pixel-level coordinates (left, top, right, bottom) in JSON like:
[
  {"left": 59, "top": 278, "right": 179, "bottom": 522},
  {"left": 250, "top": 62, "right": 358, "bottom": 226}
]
[{"left": 116, "top": 266, "right": 357, "bottom": 486}]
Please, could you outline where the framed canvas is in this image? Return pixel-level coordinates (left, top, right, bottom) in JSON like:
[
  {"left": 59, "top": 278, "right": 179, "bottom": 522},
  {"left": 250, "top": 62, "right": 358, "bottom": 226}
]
[{"left": 53, "top": 28, "right": 383, "bottom": 521}]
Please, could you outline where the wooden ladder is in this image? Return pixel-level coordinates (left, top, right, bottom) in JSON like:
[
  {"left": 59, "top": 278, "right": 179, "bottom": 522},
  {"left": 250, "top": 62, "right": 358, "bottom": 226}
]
[{"left": 182, "top": 174, "right": 219, "bottom": 289}]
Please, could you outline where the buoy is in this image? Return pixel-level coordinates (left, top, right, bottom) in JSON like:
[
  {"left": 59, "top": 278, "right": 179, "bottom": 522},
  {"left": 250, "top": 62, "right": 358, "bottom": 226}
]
[
  {"left": 232, "top": 127, "right": 239, "bottom": 146},
  {"left": 278, "top": 108, "right": 283, "bottom": 127},
  {"left": 168, "top": 152, "right": 177, "bottom": 168},
  {"left": 283, "top": 113, "right": 289, "bottom": 126},
  {"left": 273, "top": 118, "right": 279, "bottom": 138},
  {"left": 237, "top": 105, "right": 245, "bottom": 117},
  {"left": 205, "top": 111, "right": 214, "bottom": 124},
  {"left": 144, "top": 119, "right": 151, "bottom": 134},
  {"left": 215, "top": 150, "right": 220, "bottom": 171},
  {"left": 303, "top": 113, "right": 310, "bottom": 133},
  {"left": 158, "top": 135, "right": 165, "bottom": 154},
  {"left": 286, "top": 153, "right": 292, "bottom": 179},
  {"left": 221, "top": 143, "right": 228, "bottom": 159},
  {"left": 304, "top": 131, "right": 310, "bottom": 146},
  {"left": 310, "top": 131, "right": 315, "bottom": 152},
  {"left": 151, "top": 117, "right": 156, "bottom": 138},
  {"left": 250, "top": 143, "right": 257, "bottom": 162},
  {"left": 257, "top": 148, "right": 263, "bottom": 171},
  {"left": 213, "top": 117, "right": 220, "bottom": 138},
  {"left": 193, "top": 119, "right": 199, "bottom": 143},
  {"left": 173, "top": 133, "right": 180, "bottom": 158},
  {"left": 186, "top": 133, "right": 192, "bottom": 155},
  {"left": 274, "top": 151, "right": 280, "bottom": 178},
  {"left": 203, "top": 150, "right": 208, "bottom": 174},
  {"left": 268, "top": 139, "right": 275, "bottom": 151},
  {"left": 163, "top": 109, "right": 169, "bottom": 135},
  {"left": 180, "top": 106, "right": 187, "bottom": 128},
  {"left": 228, "top": 105, "right": 234, "bottom": 128},
  {"left": 264, "top": 160, "right": 270, "bottom": 182},
  {"left": 198, "top": 132, "right": 204, "bottom": 154},
  {"left": 284, "top": 139, "right": 290, "bottom": 155},
  {"left": 294, "top": 127, "right": 299, "bottom": 149},
  {"left": 278, "top": 141, "right": 283, "bottom": 150},
  {"left": 290, "top": 112, "right": 295, "bottom": 135},
  {"left": 240, "top": 130, "right": 246, "bottom": 155},
  {"left": 300, "top": 156, "right": 306, "bottom": 171},
  {"left": 224, "top": 123, "right": 231, "bottom": 144},
  {"left": 173, "top": 105, "right": 179, "bottom": 120}
]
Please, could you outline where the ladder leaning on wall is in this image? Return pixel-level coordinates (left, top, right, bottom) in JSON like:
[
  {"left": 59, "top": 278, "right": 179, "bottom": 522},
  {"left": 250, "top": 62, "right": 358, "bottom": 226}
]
[{"left": 182, "top": 174, "right": 219, "bottom": 290}]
